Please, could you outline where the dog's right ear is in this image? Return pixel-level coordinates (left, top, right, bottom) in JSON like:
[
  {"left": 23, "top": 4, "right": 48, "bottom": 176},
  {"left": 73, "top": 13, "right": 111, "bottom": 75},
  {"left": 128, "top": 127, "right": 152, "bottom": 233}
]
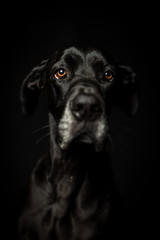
[{"left": 20, "top": 60, "right": 47, "bottom": 116}]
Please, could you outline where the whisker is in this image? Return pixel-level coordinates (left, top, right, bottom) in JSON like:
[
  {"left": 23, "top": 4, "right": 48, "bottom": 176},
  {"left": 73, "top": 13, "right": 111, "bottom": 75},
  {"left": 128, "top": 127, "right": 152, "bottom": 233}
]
[
  {"left": 35, "top": 132, "right": 50, "bottom": 144},
  {"left": 107, "top": 133, "right": 114, "bottom": 151},
  {"left": 32, "top": 125, "right": 50, "bottom": 134}
]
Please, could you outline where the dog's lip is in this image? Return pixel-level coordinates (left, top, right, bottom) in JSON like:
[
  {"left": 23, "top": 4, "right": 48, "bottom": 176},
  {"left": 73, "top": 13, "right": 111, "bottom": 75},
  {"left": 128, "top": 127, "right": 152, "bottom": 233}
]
[
  {"left": 71, "top": 131, "right": 103, "bottom": 152},
  {"left": 74, "top": 132, "right": 93, "bottom": 144}
]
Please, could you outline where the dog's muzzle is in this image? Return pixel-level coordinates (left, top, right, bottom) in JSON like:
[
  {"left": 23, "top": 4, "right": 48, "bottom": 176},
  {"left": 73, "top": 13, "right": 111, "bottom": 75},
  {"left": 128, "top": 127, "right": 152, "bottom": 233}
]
[{"left": 58, "top": 84, "right": 108, "bottom": 151}]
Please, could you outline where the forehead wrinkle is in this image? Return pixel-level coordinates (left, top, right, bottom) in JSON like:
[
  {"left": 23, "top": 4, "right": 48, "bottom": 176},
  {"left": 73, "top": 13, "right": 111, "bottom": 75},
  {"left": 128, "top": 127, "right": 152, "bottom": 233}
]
[
  {"left": 83, "top": 56, "right": 104, "bottom": 76},
  {"left": 50, "top": 48, "right": 84, "bottom": 70},
  {"left": 86, "top": 51, "right": 107, "bottom": 69},
  {"left": 63, "top": 47, "right": 84, "bottom": 65},
  {"left": 64, "top": 53, "right": 83, "bottom": 70}
]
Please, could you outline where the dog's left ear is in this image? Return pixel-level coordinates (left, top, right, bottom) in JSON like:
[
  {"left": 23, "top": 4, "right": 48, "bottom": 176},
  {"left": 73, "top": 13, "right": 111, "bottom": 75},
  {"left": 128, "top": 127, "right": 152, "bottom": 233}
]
[
  {"left": 116, "top": 65, "right": 139, "bottom": 116},
  {"left": 20, "top": 60, "right": 47, "bottom": 116}
]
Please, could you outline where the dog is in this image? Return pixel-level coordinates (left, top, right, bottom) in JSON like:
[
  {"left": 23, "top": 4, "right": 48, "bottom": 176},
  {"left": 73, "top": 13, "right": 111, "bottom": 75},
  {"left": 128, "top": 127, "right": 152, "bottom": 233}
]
[{"left": 18, "top": 46, "right": 139, "bottom": 240}]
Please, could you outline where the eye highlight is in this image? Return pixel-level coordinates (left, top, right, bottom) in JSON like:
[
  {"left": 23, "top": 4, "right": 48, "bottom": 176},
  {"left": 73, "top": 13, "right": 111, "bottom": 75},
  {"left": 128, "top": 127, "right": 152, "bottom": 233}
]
[
  {"left": 104, "top": 71, "right": 114, "bottom": 81},
  {"left": 54, "top": 68, "right": 66, "bottom": 79}
]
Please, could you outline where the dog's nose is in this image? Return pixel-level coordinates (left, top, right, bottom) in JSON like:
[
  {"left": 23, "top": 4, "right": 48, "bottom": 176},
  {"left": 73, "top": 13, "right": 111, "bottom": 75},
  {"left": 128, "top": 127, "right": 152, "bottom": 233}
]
[{"left": 70, "top": 93, "right": 102, "bottom": 121}]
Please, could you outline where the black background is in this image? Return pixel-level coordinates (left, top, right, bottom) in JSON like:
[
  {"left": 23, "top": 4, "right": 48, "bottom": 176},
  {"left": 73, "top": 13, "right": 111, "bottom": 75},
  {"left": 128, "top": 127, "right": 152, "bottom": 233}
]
[{"left": 2, "top": 2, "right": 158, "bottom": 239}]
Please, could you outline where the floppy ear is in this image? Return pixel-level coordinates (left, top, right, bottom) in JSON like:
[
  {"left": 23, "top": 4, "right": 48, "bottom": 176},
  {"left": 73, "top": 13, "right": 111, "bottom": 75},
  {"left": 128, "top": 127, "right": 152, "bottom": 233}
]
[
  {"left": 20, "top": 60, "right": 47, "bottom": 116},
  {"left": 116, "top": 65, "right": 139, "bottom": 116}
]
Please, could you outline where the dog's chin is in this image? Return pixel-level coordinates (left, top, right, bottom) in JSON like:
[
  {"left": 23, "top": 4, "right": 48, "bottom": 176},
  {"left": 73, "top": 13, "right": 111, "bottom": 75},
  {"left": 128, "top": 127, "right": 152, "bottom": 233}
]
[{"left": 58, "top": 133, "right": 104, "bottom": 152}]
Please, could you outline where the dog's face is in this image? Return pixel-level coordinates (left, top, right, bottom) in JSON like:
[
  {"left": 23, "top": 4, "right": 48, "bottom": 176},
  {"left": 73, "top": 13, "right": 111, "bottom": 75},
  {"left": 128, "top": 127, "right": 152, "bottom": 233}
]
[{"left": 21, "top": 46, "right": 139, "bottom": 151}]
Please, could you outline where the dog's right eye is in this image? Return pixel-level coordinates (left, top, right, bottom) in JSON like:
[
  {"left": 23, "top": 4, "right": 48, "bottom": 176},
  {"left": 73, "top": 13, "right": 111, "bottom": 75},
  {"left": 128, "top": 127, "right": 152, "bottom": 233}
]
[{"left": 54, "top": 69, "right": 67, "bottom": 79}]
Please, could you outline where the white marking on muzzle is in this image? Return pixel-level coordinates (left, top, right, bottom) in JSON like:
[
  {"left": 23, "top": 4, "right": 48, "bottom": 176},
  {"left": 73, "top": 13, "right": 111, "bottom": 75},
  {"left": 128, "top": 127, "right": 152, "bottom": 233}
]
[{"left": 58, "top": 101, "right": 75, "bottom": 149}]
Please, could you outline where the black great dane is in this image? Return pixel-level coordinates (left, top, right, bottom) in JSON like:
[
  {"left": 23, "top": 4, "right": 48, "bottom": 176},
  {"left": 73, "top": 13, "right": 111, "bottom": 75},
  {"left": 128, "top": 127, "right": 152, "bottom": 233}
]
[{"left": 18, "top": 46, "right": 139, "bottom": 240}]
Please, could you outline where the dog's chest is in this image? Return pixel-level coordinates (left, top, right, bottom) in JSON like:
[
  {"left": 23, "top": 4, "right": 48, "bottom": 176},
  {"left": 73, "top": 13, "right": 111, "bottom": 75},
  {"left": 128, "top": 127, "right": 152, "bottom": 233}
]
[
  {"left": 71, "top": 191, "right": 110, "bottom": 239},
  {"left": 52, "top": 172, "right": 110, "bottom": 239}
]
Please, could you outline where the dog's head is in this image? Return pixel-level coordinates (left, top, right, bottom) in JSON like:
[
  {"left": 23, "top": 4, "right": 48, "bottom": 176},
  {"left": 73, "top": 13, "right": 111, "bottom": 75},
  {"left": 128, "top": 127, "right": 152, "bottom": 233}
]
[{"left": 21, "top": 46, "right": 139, "bottom": 151}]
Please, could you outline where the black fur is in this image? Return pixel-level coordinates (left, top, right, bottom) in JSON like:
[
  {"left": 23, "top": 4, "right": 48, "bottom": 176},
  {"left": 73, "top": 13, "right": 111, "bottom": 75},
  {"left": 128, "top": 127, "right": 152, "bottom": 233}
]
[{"left": 18, "top": 46, "right": 139, "bottom": 240}]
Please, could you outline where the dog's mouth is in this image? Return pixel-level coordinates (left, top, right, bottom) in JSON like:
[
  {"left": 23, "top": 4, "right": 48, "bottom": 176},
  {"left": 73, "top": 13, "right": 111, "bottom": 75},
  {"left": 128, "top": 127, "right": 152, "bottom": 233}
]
[
  {"left": 58, "top": 116, "right": 107, "bottom": 152},
  {"left": 72, "top": 130, "right": 95, "bottom": 145},
  {"left": 74, "top": 132, "right": 93, "bottom": 143},
  {"left": 71, "top": 131, "right": 104, "bottom": 152}
]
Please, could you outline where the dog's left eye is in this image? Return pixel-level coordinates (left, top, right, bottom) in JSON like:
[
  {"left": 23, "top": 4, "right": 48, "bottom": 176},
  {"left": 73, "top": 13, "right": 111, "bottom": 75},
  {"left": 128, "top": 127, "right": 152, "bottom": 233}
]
[
  {"left": 54, "top": 69, "right": 67, "bottom": 79},
  {"left": 104, "top": 71, "right": 114, "bottom": 81}
]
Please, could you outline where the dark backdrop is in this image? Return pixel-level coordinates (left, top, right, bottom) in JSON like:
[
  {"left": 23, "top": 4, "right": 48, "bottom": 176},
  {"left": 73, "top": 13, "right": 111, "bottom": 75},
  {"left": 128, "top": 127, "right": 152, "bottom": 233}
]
[{"left": 2, "top": 2, "right": 158, "bottom": 239}]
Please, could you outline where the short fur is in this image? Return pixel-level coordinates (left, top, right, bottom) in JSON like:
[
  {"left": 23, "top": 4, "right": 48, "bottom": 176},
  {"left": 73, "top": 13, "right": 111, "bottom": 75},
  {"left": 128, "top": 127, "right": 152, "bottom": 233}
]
[{"left": 18, "top": 46, "right": 139, "bottom": 240}]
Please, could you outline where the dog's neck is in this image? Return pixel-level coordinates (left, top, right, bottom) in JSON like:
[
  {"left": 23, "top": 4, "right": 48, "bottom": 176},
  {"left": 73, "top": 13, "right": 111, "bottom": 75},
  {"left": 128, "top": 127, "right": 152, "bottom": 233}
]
[{"left": 49, "top": 138, "right": 108, "bottom": 178}]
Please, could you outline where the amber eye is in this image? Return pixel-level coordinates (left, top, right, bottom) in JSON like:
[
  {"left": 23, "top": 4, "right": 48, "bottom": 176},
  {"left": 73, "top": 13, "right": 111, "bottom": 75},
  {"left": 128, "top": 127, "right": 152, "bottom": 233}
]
[
  {"left": 54, "top": 68, "right": 66, "bottom": 79},
  {"left": 104, "top": 71, "right": 114, "bottom": 81}
]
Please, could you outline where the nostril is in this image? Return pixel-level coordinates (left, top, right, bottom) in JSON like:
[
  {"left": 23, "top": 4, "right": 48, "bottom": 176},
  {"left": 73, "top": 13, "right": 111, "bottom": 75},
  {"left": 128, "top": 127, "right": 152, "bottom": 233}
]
[
  {"left": 74, "top": 103, "right": 84, "bottom": 111},
  {"left": 90, "top": 104, "right": 101, "bottom": 113},
  {"left": 88, "top": 103, "right": 102, "bottom": 121},
  {"left": 71, "top": 104, "right": 86, "bottom": 121},
  {"left": 72, "top": 103, "right": 85, "bottom": 120}
]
